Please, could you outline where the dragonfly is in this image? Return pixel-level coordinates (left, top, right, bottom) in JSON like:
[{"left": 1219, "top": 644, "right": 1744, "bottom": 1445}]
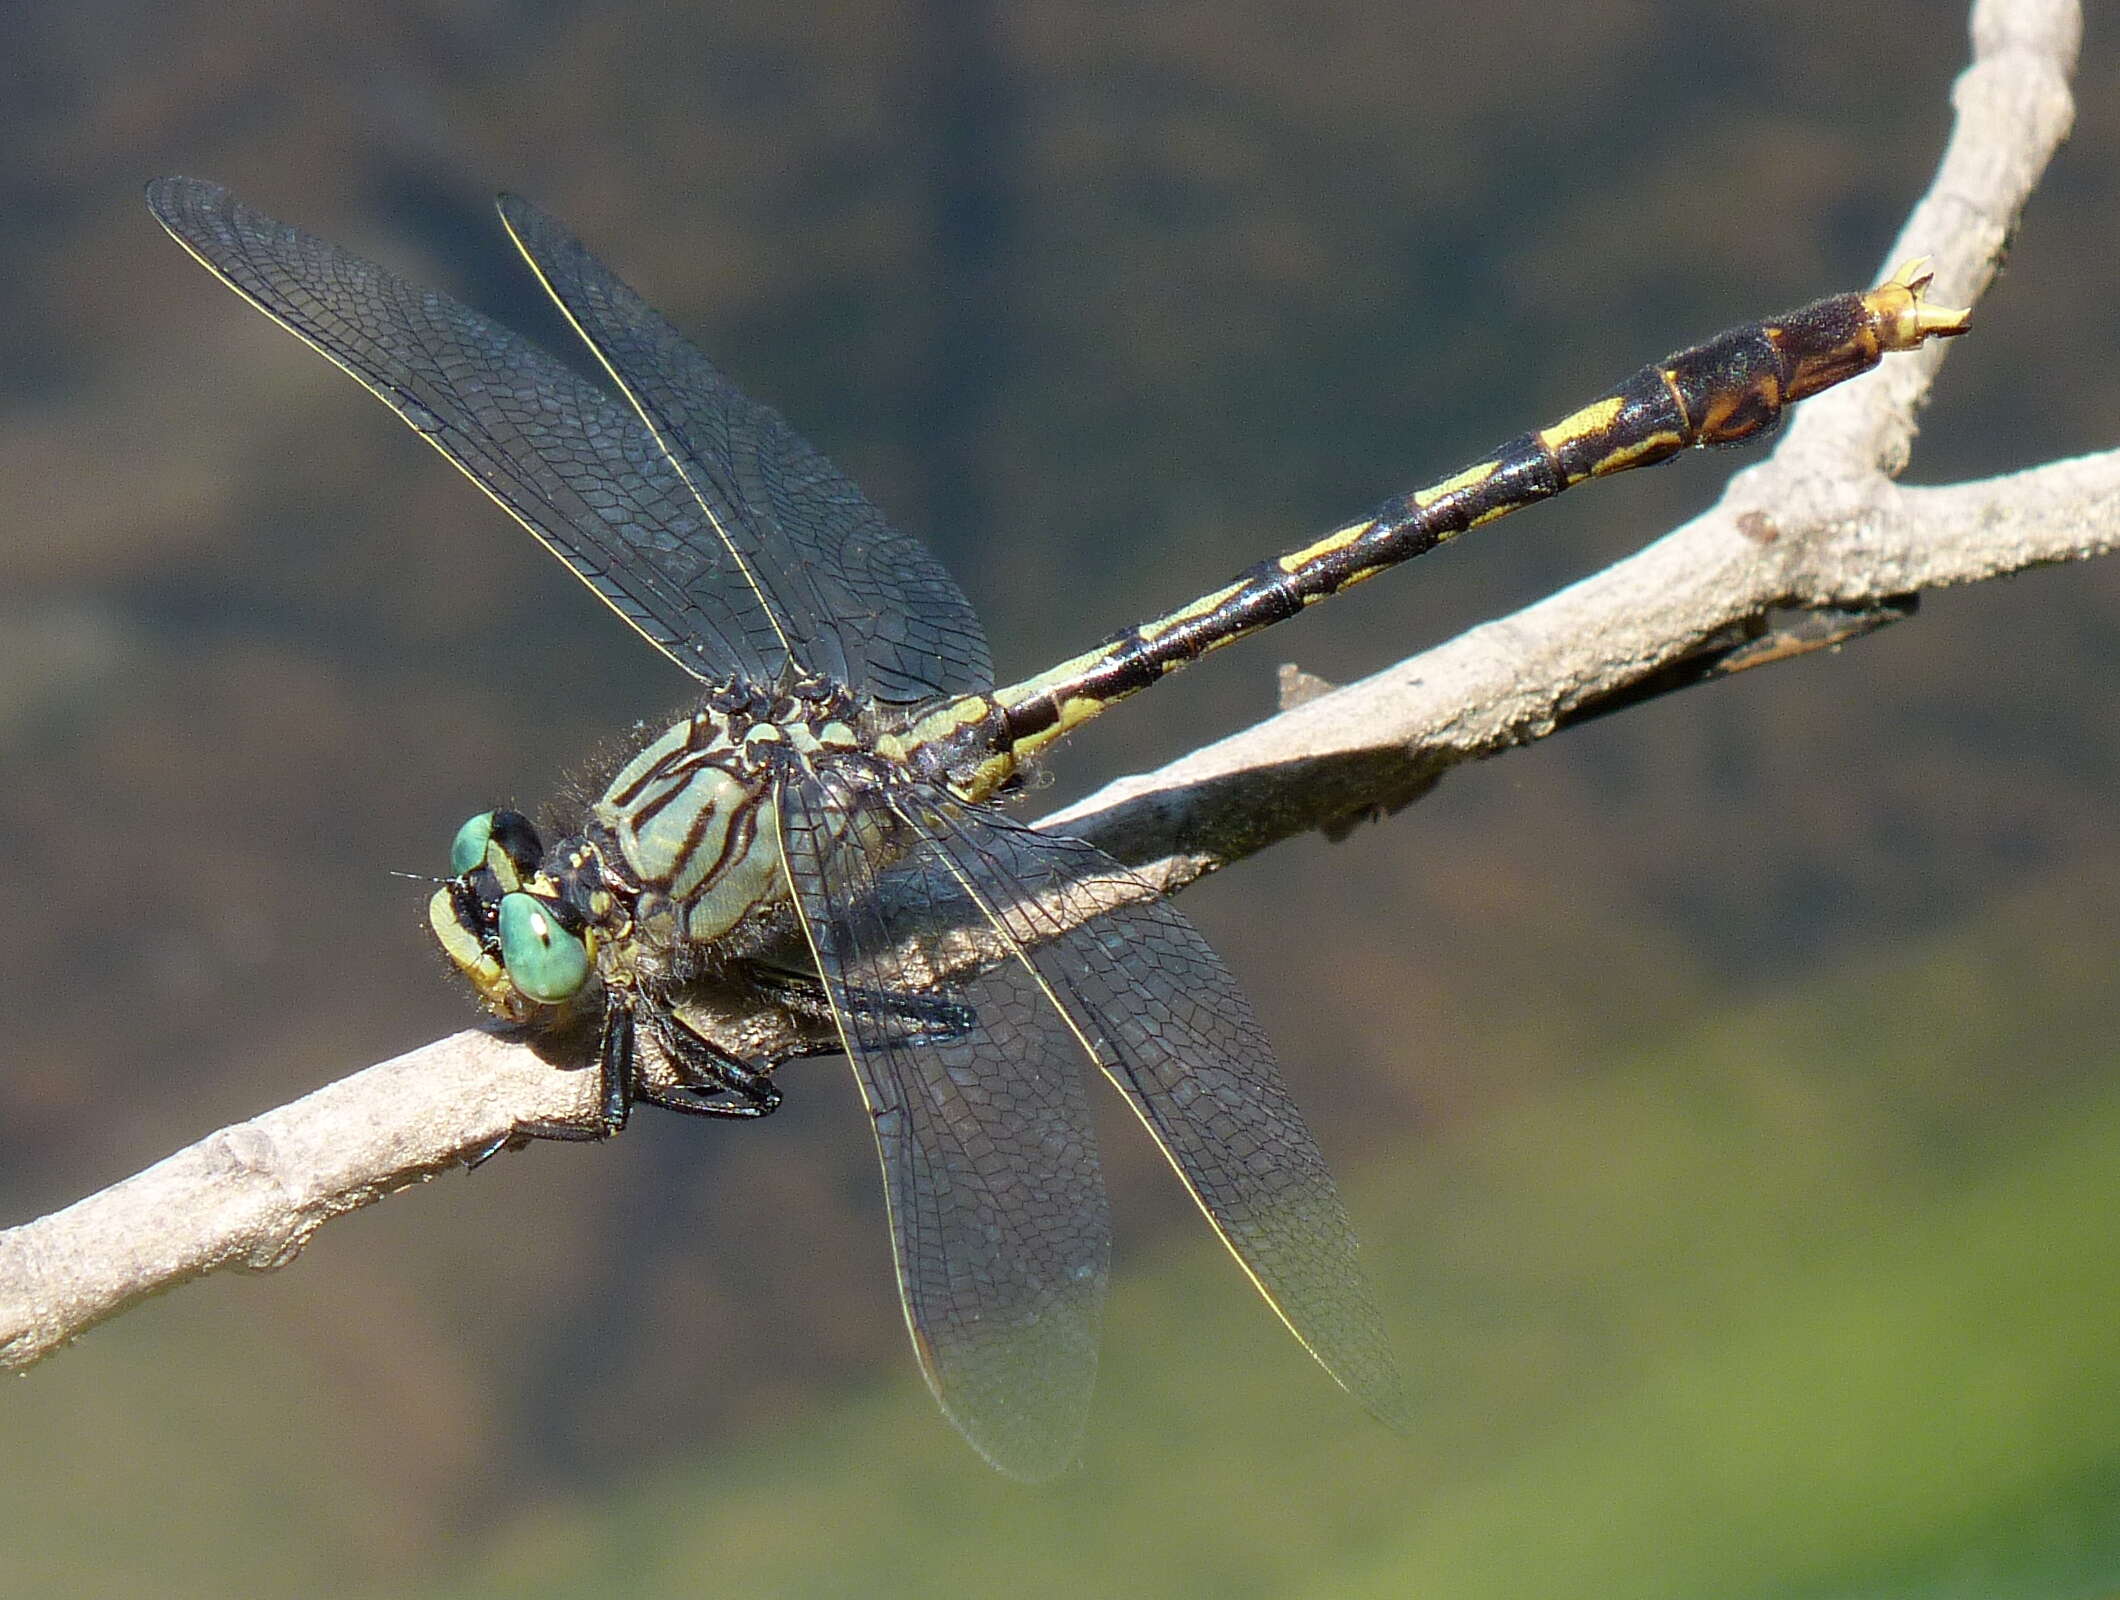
[{"left": 146, "top": 176, "right": 1967, "bottom": 1480}]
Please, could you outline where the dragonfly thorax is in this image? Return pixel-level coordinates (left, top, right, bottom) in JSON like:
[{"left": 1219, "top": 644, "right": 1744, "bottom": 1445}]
[{"left": 427, "top": 678, "right": 898, "bottom": 1024}]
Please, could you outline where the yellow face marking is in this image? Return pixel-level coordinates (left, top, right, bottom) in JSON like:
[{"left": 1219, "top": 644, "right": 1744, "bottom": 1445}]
[
  {"left": 1536, "top": 393, "right": 1626, "bottom": 452},
  {"left": 427, "top": 888, "right": 525, "bottom": 1014},
  {"left": 483, "top": 840, "right": 526, "bottom": 895},
  {"left": 1413, "top": 460, "right": 1499, "bottom": 509}
]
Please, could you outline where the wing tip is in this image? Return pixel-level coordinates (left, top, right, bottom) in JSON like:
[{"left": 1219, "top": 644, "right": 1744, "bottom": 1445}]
[{"left": 144, "top": 174, "right": 217, "bottom": 224}]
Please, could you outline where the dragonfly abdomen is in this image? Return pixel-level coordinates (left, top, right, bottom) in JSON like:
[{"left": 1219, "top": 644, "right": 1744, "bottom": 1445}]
[{"left": 987, "top": 264, "right": 1967, "bottom": 760}]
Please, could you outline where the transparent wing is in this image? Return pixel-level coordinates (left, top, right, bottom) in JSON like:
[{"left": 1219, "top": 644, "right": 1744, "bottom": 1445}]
[
  {"left": 499, "top": 194, "right": 994, "bottom": 706},
  {"left": 777, "top": 774, "right": 1106, "bottom": 1481},
  {"left": 909, "top": 804, "right": 1410, "bottom": 1432},
  {"left": 148, "top": 176, "right": 792, "bottom": 686}
]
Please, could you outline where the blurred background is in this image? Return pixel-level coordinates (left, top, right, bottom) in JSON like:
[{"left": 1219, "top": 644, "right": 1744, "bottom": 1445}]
[{"left": 2, "top": 1, "right": 2117, "bottom": 1595}]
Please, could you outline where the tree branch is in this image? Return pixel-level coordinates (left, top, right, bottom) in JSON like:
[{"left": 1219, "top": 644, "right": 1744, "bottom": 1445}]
[{"left": 0, "top": 0, "right": 2088, "bottom": 1373}]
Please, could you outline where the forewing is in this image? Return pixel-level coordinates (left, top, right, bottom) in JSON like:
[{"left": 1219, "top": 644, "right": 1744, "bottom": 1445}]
[
  {"left": 914, "top": 806, "right": 1410, "bottom": 1432},
  {"left": 147, "top": 178, "right": 793, "bottom": 684},
  {"left": 776, "top": 774, "right": 1105, "bottom": 1480},
  {"left": 499, "top": 194, "right": 993, "bottom": 706}
]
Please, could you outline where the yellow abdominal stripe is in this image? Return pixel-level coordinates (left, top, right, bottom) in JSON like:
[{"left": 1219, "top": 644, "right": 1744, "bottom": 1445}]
[
  {"left": 1588, "top": 428, "right": 1684, "bottom": 475},
  {"left": 1135, "top": 580, "right": 1245, "bottom": 642},
  {"left": 1537, "top": 392, "right": 1626, "bottom": 452},
  {"left": 1278, "top": 517, "right": 1375, "bottom": 572},
  {"left": 1412, "top": 459, "right": 1500, "bottom": 510}
]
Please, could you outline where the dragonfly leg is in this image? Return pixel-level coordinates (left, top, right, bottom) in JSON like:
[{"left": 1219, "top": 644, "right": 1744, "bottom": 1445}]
[
  {"left": 594, "top": 1003, "right": 637, "bottom": 1132},
  {"left": 637, "top": 1008, "right": 784, "bottom": 1119},
  {"left": 750, "top": 963, "right": 977, "bottom": 1047},
  {"left": 468, "top": 1003, "right": 638, "bottom": 1163},
  {"left": 844, "top": 985, "right": 977, "bottom": 1046}
]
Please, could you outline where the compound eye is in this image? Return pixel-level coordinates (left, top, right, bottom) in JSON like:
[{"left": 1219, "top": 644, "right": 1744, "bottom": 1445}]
[
  {"left": 449, "top": 809, "right": 545, "bottom": 879},
  {"left": 450, "top": 813, "right": 496, "bottom": 876},
  {"left": 496, "top": 891, "right": 590, "bottom": 1003}
]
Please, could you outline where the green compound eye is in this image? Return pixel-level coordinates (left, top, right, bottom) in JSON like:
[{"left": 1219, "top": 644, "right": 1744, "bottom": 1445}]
[
  {"left": 497, "top": 892, "right": 590, "bottom": 1003},
  {"left": 450, "top": 809, "right": 545, "bottom": 882},
  {"left": 449, "top": 813, "right": 496, "bottom": 877}
]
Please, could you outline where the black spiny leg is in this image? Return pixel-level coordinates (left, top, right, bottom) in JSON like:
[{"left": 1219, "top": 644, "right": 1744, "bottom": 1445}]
[
  {"left": 750, "top": 963, "right": 976, "bottom": 1047},
  {"left": 596, "top": 1003, "right": 638, "bottom": 1132},
  {"left": 469, "top": 1001, "right": 639, "bottom": 1164},
  {"left": 465, "top": 998, "right": 775, "bottom": 1165},
  {"left": 636, "top": 1008, "right": 784, "bottom": 1119}
]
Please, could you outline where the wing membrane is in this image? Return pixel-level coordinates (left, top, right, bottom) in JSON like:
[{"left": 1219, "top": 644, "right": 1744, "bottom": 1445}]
[
  {"left": 777, "top": 774, "right": 1105, "bottom": 1481},
  {"left": 499, "top": 194, "right": 993, "bottom": 706},
  {"left": 910, "top": 805, "right": 1410, "bottom": 1432},
  {"left": 147, "top": 177, "right": 794, "bottom": 684}
]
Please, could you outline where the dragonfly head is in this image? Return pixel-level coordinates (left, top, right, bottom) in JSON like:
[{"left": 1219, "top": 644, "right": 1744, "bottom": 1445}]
[{"left": 428, "top": 809, "right": 595, "bottom": 1021}]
